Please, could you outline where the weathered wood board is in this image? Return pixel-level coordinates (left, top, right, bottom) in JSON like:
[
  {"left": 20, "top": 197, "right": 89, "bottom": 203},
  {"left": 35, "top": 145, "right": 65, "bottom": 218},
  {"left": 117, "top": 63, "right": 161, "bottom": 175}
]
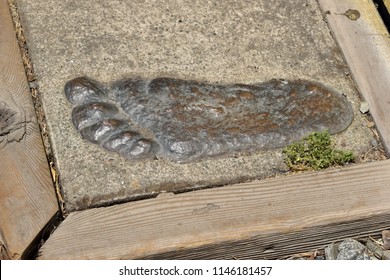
[
  {"left": 384, "top": 0, "right": 390, "bottom": 12},
  {"left": 0, "top": 0, "right": 58, "bottom": 259},
  {"left": 38, "top": 159, "right": 390, "bottom": 259},
  {"left": 318, "top": 0, "right": 390, "bottom": 153}
]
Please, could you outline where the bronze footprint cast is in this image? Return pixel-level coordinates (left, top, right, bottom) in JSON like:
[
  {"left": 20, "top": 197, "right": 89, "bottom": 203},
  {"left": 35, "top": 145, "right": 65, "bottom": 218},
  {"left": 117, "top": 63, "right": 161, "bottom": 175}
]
[{"left": 64, "top": 77, "right": 353, "bottom": 162}]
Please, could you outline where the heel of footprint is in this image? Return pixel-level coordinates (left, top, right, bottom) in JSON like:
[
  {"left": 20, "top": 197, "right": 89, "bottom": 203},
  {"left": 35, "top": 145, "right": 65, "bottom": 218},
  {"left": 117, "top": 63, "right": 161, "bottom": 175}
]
[{"left": 66, "top": 77, "right": 160, "bottom": 160}]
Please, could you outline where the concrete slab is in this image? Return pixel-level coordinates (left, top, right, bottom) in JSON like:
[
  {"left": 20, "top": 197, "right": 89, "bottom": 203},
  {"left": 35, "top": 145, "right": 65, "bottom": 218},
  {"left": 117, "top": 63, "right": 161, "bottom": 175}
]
[{"left": 16, "top": 0, "right": 378, "bottom": 211}]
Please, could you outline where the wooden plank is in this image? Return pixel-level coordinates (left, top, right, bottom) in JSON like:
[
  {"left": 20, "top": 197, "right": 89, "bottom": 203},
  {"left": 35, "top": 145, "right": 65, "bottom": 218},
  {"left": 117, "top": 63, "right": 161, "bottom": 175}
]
[
  {"left": 38, "top": 159, "right": 390, "bottom": 259},
  {"left": 384, "top": 0, "right": 390, "bottom": 12},
  {"left": 317, "top": 0, "right": 390, "bottom": 153},
  {"left": 0, "top": 0, "right": 58, "bottom": 259}
]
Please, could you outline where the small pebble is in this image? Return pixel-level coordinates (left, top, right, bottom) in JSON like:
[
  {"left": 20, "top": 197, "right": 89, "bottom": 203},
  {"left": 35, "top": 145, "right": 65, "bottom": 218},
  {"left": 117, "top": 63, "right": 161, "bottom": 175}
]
[
  {"left": 382, "top": 230, "right": 390, "bottom": 250},
  {"left": 366, "top": 239, "right": 383, "bottom": 259},
  {"left": 360, "top": 102, "right": 369, "bottom": 114},
  {"left": 370, "top": 138, "right": 378, "bottom": 147},
  {"left": 337, "top": 238, "right": 370, "bottom": 260},
  {"left": 324, "top": 243, "right": 338, "bottom": 260},
  {"left": 29, "top": 81, "right": 38, "bottom": 89}
]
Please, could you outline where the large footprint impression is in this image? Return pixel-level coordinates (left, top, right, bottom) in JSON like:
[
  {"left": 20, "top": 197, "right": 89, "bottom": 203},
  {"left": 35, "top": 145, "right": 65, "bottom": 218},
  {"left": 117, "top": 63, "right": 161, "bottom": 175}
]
[{"left": 64, "top": 77, "right": 353, "bottom": 162}]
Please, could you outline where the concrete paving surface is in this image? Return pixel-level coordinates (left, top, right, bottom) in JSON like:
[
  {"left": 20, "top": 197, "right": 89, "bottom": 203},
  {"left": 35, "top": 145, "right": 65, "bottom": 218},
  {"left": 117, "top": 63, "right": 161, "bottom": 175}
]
[{"left": 15, "top": 0, "right": 378, "bottom": 211}]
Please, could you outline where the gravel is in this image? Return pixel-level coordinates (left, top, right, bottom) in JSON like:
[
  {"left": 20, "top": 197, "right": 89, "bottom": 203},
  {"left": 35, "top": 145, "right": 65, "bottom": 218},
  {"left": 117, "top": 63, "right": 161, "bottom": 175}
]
[{"left": 286, "top": 230, "right": 390, "bottom": 260}]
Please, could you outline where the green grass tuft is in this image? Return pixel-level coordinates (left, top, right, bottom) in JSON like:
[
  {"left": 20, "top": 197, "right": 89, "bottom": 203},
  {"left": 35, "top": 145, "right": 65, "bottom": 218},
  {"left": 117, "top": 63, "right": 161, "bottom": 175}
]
[{"left": 282, "top": 130, "right": 354, "bottom": 171}]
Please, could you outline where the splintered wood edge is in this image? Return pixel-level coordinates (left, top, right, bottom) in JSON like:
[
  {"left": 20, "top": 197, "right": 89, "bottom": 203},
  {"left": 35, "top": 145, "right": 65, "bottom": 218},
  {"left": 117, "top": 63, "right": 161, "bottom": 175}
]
[
  {"left": 38, "top": 159, "right": 390, "bottom": 259},
  {"left": 0, "top": 0, "right": 58, "bottom": 259},
  {"left": 318, "top": 0, "right": 390, "bottom": 154}
]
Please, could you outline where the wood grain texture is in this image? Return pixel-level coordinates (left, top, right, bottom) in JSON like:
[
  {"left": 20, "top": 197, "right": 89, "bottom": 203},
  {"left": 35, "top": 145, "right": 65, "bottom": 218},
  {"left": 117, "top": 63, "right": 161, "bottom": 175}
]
[
  {"left": 0, "top": 0, "right": 58, "bottom": 259},
  {"left": 384, "top": 0, "right": 390, "bottom": 12},
  {"left": 318, "top": 0, "right": 390, "bottom": 153},
  {"left": 39, "top": 159, "right": 390, "bottom": 259}
]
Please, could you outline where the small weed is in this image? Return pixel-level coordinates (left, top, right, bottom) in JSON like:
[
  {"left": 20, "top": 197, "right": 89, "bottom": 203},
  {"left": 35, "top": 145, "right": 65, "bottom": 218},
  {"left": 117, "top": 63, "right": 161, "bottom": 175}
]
[{"left": 283, "top": 130, "right": 354, "bottom": 171}]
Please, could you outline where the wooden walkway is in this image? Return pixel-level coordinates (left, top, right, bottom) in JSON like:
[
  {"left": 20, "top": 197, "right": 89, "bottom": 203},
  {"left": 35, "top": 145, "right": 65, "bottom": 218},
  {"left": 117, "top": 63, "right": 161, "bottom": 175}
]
[
  {"left": 0, "top": 0, "right": 58, "bottom": 259},
  {"left": 39, "top": 160, "right": 390, "bottom": 259},
  {"left": 318, "top": 0, "right": 390, "bottom": 154},
  {"left": 1, "top": 0, "right": 390, "bottom": 259}
]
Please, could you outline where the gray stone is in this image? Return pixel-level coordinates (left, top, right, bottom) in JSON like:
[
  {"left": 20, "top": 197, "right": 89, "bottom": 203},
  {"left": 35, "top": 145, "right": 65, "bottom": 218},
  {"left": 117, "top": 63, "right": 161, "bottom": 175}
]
[
  {"left": 325, "top": 243, "right": 338, "bottom": 260},
  {"left": 359, "top": 102, "right": 370, "bottom": 114},
  {"left": 337, "top": 239, "right": 371, "bottom": 260},
  {"left": 382, "top": 250, "right": 390, "bottom": 260},
  {"left": 366, "top": 239, "right": 383, "bottom": 259},
  {"left": 382, "top": 230, "right": 390, "bottom": 250}
]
